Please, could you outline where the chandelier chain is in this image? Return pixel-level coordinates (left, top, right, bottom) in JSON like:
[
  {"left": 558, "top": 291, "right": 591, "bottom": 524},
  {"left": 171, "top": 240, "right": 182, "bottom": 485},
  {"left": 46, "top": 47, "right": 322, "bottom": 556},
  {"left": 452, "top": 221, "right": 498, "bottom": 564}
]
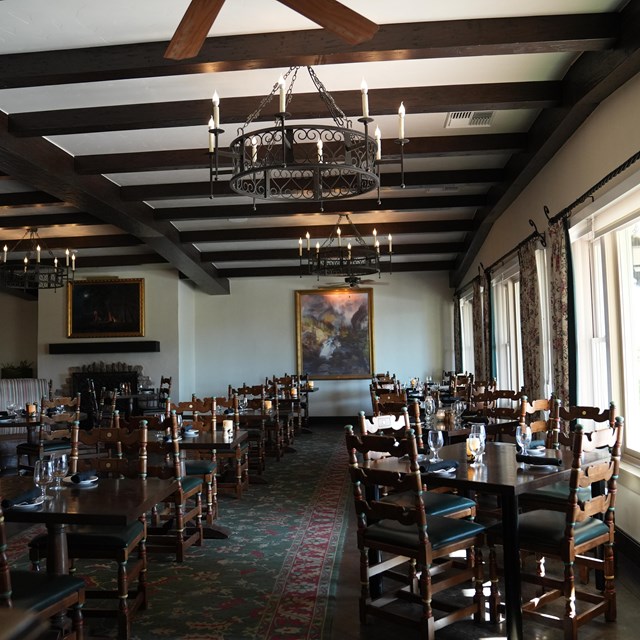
[{"left": 307, "top": 66, "right": 351, "bottom": 128}]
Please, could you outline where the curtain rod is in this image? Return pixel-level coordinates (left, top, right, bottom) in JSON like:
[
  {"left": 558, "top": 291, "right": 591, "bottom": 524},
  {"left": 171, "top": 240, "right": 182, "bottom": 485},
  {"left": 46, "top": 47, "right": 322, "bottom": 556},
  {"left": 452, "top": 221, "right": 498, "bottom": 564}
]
[
  {"left": 455, "top": 219, "right": 545, "bottom": 296},
  {"left": 546, "top": 148, "right": 640, "bottom": 226}
]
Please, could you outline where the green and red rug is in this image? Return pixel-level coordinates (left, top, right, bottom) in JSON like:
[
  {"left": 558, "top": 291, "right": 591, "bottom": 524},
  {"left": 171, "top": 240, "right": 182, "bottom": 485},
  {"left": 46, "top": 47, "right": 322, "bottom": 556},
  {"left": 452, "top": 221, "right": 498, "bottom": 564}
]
[{"left": 9, "top": 427, "right": 351, "bottom": 640}]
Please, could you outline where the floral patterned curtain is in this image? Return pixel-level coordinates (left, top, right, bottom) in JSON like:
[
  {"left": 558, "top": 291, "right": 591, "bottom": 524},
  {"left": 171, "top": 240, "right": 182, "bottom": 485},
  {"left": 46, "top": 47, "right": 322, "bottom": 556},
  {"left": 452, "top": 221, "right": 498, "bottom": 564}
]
[
  {"left": 518, "top": 238, "right": 542, "bottom": 398},
  {"left": 548, "top": 219, "right": 571, "bottom": 404},
  {"left": 472, "top": 277, "right": 486, "bottom": 380},
  {"left": 453, "top": 293, "right": 462, "bottom": 373}
]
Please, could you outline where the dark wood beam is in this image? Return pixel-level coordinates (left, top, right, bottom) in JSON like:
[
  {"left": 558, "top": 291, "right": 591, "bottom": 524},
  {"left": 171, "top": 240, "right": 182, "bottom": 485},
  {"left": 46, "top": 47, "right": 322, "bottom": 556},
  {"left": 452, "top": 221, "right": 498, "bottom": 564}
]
[
  {"left": 0, "top": 15, "right": 618, "bottom": 89},
  {"left": 0, "top": 113, "right": 230, "bottom": 294},
  {"left": 201, "top": 242, "right": 465, "bottom": 262},
  {"left": 120, "top": 169, "right": 501, "bottom": 201},
  {"left": 9, "top": 83, "right": 560, "bottom": 137},
  {"left": 0, "top": 213, "right": 99, "bottom": 228},
  {"left": 156, "top": 195, "right": 483, "bottom": 221},
  {"left": 0, "top": 234, "right": 143, "bottom": 250},
  {"left": 218, "top": 260, "right": 456, "bottom": 278},
  {"left": 181, "top": 219, "right": 473, "bottom": 243},
  {"left": 452, "top": 0, "right": 640, "bottom": 286},
  {"left": 73, "top": 254, "right": 167, "bottom": 268},
  {"left": 75, "top": 134, "right": 526, "bottom": 175},
  {"left": 0, "top": 191, "right": 61, "bottom": 207}
]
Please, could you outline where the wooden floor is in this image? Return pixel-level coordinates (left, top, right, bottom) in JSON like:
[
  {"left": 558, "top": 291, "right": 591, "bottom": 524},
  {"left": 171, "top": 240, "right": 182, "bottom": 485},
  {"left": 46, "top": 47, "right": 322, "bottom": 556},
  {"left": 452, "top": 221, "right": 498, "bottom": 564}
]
[{"left": 329, "top": 505, "right": 640, "bottom": 639}]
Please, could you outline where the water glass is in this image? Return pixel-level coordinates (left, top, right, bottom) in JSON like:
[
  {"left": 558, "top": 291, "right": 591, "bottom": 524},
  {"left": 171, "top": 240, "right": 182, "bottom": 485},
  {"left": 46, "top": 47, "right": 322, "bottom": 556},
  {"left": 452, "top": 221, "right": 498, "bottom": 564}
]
[
  {"left": 51, "top": 453, "right": 69, "bottom": 491},
  {"left": 424, "top": 396, "right": 436, "bottom": 424},
  {"left": 468, "top": 424, "right": 486, "bottom": 464},
  {"left": 427, "top": 430, "right": 444, "bottom": 462},
  {"left": 34, "top": 458, "right": 54, "bottom": 501},
  {"left": 515, "top": 425, "right": 532, "bottom": 454}
]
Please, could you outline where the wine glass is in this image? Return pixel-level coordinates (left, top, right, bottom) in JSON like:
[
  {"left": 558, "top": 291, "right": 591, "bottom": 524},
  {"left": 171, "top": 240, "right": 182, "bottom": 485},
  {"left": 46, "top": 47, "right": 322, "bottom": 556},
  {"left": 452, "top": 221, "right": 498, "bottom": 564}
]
[
  {"left": 515, "top": 425, "right": 532, "bottom": 454},
  {"left": 427, "top": 429, "right": 444, "bottom": 462},
  {"left": 34, "top": 458, "right": 54, "bottom": 501},
  {"left": 51, "top": 453, "right": 69, "bottom": 491},
  {"left": 469, "top": 424, "right": 486, "bottom": 464},
  {"left": 424, "top": 396, "right": 436, "bottom": 425},
  {"left": 453, "top": 399, "right": 466, "bottom": 425},
  {"left": 6, "top": 402, "right": 16, "bottom": 417}
]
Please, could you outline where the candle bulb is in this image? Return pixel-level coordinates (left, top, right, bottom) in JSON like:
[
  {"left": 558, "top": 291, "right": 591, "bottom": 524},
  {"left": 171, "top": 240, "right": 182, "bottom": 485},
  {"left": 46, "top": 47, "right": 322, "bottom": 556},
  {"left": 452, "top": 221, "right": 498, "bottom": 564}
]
[
  {"left": 360, "top": 78, "right": 369, "bottom": 118},
  {"left": 388, "top": 234, "right": 393, "bottom": 253},
  {"left": 3, "top": 244, "right": 7, "bottom": 263},
  {"left": 337, "top": 227, "right": 342, "bottom": 247},
  {"left": 372, "top": 228, "right": 377, "bottom": 247},
  {"left": 36, "top": 244, "right": 41, "bottom": 263},
  {"left": 298, "top": 238, "right": 303, "bottom": 257},
  {"left": 375, "top": 126, "right": 381, "bottom": 160},
  {"left": 208, "top": 117, "right": 214, "bottom": 152},
  {"left": 251, "top": 136, "right": 258, "bottom": 164},
  {"left": 65, "top": 248, "right": 70, "bottom": 267},
  {"left": 23, "top": 255, "right": 28, "bottom": 272},
  {"left": 347, "top": 242, "right": 352, "bottom": 261},
  {"left": 317, "top": 139, "right": 323, "bottom": 162},
  {"left": 375, "top": 240, "right": 380, "bottom": 254},
  {"left": 398, "top": 102, "right": 405, "bottom": 140},
  {"left": 54, "top": 257, "right": 58, "bottom": 269},
  {"left": 278, "top": 75, "right": 286, "bottom": 113},
  {"left": 305, "top": 231, "right": 310, "bottom": 252},
  {"left": 71, "top": 253, "right": 76, "bottom": 271},
  {"left": 212, "top": 91, "right": 220, "bottom": 128},
  {"left": 316, "top": 242, "right": 320, "bottom": 255}
]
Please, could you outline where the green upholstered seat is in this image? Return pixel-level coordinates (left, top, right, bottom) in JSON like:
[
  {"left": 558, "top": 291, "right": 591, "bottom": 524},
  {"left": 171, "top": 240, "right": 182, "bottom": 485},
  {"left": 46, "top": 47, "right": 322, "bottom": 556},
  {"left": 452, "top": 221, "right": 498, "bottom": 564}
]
[
  {"left": 9, "top": 571, "right": 86, "bottom": 613},
  {"left": 381, "top": 490, "right": 476, "bottom": 517},
  {"left": 364, "top": 514, "right": 485, "bottom": 551},
  {"left": 520, "top": 480, "right": 591, "bottom": 506},
  {"left": 516, "top": 510, "right": 609, "bottom": 548},
  {"left": 185, "top": 460, "right": 216, "bottom": 475},
  {"left": 180, "top": 475, "right": 203, "bottom": 493},
  {"left": 30, "top": 520, "right": 144, "bottom": 553}
]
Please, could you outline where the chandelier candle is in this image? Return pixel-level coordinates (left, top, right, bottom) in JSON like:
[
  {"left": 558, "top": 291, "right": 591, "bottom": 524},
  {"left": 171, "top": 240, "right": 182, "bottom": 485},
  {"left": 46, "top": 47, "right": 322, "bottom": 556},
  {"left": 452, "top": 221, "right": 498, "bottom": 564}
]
[
  {"left": 360, "top": 78, "right": 369, "bottom": 118},
  {"left": 375, "top": 127, "right": 381, "bottom": 160},
  {"left": 398, "top": 102, "right": 405, "bottom": 140},
  {"left": 212, "top": 91, "right": 220, "bottom": 128},
  {"left": 278, "top": 75, "right": 286, "bottom": 112}
]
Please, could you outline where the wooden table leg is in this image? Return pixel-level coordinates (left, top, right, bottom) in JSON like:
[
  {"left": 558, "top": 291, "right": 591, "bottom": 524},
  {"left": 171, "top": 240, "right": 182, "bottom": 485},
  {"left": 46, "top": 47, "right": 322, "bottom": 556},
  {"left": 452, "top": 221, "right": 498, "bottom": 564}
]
[
  {"left": 46, "top": 522, "right": 69, "bottom": 576},
  {"left": 501, "top": 495, "right": 523, "bottom": 640}
]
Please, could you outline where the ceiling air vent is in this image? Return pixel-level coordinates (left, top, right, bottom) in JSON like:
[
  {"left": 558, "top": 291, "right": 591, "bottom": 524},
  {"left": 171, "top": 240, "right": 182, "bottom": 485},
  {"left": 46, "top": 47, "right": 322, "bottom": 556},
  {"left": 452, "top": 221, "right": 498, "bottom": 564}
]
[{"left": 445, "top": 110, "right": 494, "bottom": 128}]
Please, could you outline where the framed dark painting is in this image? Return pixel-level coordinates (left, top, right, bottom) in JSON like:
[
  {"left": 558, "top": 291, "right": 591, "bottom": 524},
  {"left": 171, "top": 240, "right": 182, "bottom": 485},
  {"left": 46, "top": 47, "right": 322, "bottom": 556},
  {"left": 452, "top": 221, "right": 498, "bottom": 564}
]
[
  {"left": 295, "top": 288, "right": 374, "bottom": 379},
  {"left": 67, "top": 278, "right": 144, "bottom": 338}
]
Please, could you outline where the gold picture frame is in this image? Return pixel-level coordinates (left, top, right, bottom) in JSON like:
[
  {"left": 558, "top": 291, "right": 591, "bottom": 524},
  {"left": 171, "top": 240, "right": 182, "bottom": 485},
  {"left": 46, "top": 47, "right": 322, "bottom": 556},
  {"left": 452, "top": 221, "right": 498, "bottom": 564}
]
[
  {"left": 67, "top": 278, "right": 145, "bottom": 338},
  {"left": 295, "top": 288, "right": 374, "bottom": 379}
]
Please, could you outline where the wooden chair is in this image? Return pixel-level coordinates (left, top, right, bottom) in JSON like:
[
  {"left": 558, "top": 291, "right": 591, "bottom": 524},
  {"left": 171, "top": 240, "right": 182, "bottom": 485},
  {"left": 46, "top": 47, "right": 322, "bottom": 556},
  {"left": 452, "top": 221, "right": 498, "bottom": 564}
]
[
  {"left": 16, "top": 394, "right": 80, "bottom": 473},
  {"left": 158, "top": 376, "right": 172, "bottom": 406},
  {"left": 488, "top": 418, "right": 623, "bottom": 639},
  {"left": 1, "top": 500, "right": 86, "bottom": 639},
  {"left": 229, "top": 384, "right": 268, "bottom": 471},
  {"left": 345, "top": 426, "right": 485, "bottom": 637},
  {"left": 354, "top": 414, "right": 476, "bottom": 519},
  {"left": 145, "top": 411, "right": 204, "bottom": 562},
  {"left": 29, "top": 418, "right": 148, "bottom": 639}
]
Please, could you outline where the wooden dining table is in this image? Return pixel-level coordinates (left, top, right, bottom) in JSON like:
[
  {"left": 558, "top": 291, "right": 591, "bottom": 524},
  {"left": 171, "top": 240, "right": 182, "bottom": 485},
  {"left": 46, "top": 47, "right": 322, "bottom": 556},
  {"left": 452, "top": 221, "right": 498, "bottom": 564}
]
[
  {"left": 371, "top": 441, "right": 575, "bottom": 640},
  {"left": 1, "top": 475, "right": 178, "bottom": 575}
]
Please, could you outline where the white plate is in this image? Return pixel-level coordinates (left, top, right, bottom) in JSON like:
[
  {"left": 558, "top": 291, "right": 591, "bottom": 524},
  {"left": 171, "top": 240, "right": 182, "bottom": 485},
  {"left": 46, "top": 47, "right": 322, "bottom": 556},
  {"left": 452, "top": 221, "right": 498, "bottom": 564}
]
[
  {"left": 183, "top": 430, "right": 199, "bottom": 437},
  {"left": 431, "top": 466, "right": 457, "bottom": 474},
  {"left": 11, "top": 495, "right": 45, "bottom": 509},
  {"left": 526, "top": 447, "right": 546, "bottom": 456},
  {"left": 63, "top": 475, "right": 99, "bottom": 486}
]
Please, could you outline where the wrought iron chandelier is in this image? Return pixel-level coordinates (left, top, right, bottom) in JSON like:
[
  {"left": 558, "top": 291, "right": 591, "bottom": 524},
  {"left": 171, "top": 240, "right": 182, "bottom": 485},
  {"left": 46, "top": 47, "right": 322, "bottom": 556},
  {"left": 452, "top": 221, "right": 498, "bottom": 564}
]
[
  {"left": 300, "top": 214, "right": 392, "bottom": 279},
  {"left": 208, "top": 66, "right": 384, "bottom": 205},
  {"left": 0, "top": 228, "right": 75, "bottom": 291}
]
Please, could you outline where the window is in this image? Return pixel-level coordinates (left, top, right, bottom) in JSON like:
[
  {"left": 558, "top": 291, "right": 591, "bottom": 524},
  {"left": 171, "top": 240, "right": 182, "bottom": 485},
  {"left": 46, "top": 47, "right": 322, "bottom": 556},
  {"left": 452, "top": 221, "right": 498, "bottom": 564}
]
[
  {"left": 459, "top": 291, "right": 475, "bottom": 373},
  {"left": 491, "top": 261, "right": 523, "bottom": 392}
]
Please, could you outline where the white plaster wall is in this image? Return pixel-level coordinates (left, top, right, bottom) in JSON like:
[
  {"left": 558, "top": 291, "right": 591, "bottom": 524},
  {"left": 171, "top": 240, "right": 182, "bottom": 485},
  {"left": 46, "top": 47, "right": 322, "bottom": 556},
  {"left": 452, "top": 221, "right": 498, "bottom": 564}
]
[
  {"left": 36, "top": 265, "right": 181, "bottom": 394},
  {"left": 178, "top": 279, "right": 196, "bottom": 400},
  {"left": 0, "top": 290, "right": 38, "bottom": 375},
  {"left": 192, "top": 272, "right": 452, "bottom": 417}
]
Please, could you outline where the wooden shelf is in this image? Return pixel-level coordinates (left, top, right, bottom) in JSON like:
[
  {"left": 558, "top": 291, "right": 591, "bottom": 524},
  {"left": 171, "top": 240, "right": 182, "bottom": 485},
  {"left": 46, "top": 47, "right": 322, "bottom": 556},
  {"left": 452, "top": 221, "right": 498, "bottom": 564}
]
[{"left": 49, "top": 341, "right": 160, "bottom": 354}]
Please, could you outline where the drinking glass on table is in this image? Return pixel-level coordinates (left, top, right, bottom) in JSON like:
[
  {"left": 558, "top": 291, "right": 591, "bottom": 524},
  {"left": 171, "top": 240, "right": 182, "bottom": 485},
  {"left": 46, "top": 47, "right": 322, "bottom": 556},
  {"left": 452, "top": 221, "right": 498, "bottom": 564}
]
[
  {"left": 6, "top": 403, "right": 17, "bottom": 417},
  {"left": 424, "top": 396, "right": 436, "bottom": 425},
  {"left": 427, "top": 429, "right": 444, "bottom": 462},
  {"left": 51, "top": 453, "right": 69, "bottom": 491},
  {"left": 468, "top": 423, "right": 486, "bottom": 464},
  {"left": 34, "top": 458, "right": 54, "bottom": 501},
  {"left": 515, "top": 425, "right": 532, "bottom": 454}
]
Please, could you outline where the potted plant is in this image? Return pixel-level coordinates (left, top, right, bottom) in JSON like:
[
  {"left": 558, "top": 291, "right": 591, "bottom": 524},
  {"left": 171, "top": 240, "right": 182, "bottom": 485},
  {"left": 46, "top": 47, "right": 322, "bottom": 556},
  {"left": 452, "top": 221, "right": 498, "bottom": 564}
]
[{"left": 0, "top": 360, "right": 34, "bottom": 378}]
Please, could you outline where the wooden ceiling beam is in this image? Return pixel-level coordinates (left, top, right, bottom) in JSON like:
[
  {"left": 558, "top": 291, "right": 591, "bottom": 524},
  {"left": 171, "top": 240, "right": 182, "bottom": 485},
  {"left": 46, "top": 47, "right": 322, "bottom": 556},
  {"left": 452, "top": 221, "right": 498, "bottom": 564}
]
[
  {"left": 218, "top": 260, "right": 456, "bottom": 278},
  {"left": 181, "top": 219, "right": 473, "bottom": 243},
  {"left": 73, "top": 254, "right": 168, "bottom": 268},
  {"left": 0, "top": 15, "right": 618, "bottom": 89},
  {"left": 122, "top": 169, "right": 500, "bottom": 201},
  {"left": 0, "top": 233, "right": 143, "bottom": 250},
  {"left": 0, "top": 213, "right": 99, "bottom": 228},
  {"left": 9, "top": 83, "right": 560, "bottom": 137},
  {"left": 201, "top": 241, "right": 465, "bottom": 263},
  {"left": 0, "top": 191, "right": 62, "bottom": 207},
  {"left": 75, "top": 133, "right": 525, "bottom": 175},
  {"left": 156, "top": 194, "right": 484, "bottom": 221}
]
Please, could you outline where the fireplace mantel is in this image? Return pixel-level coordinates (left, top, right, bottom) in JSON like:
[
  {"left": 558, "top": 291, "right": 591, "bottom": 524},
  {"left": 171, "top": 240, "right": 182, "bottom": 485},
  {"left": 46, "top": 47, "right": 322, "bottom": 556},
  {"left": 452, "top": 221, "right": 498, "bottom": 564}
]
[{"left": 49, "top": 341, "right": 160, "bottom": 354}]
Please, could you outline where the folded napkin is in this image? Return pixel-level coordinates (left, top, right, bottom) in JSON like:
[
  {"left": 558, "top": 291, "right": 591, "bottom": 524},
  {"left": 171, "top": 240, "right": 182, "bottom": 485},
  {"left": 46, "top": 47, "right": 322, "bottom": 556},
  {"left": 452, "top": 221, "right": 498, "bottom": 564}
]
[
  {"left": 419, "top": 460, "right": 459, "bottom": 473},
  {"left": 462, "top": 415, "right": 489, "bottom": 424},
  {"left": 516, "top": 454, "right": 562, "bottom": 467},
  {"left": 2, "top": 487, "right": 41, "bottom": 508},
  {"left": 70, "top": 469, "right": 97, "bottom": 483}
]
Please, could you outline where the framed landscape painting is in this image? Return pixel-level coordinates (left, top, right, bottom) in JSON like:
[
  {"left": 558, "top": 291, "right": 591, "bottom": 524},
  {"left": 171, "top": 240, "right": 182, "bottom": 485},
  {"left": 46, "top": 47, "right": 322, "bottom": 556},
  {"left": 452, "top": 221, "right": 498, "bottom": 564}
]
[
  {"left": 67, "top": 278, "right": 144, "bottom": 338},
  {"left": 295, "top": 288, "right": 374, "bottom": 379}
]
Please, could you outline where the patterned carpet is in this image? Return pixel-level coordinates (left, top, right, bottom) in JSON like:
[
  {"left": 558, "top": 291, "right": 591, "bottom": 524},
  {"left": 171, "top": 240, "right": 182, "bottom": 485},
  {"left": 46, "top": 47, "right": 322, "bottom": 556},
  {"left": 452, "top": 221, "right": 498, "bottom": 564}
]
[{"left": 8, "top": 427, "right": 351, "bottom": 640}]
